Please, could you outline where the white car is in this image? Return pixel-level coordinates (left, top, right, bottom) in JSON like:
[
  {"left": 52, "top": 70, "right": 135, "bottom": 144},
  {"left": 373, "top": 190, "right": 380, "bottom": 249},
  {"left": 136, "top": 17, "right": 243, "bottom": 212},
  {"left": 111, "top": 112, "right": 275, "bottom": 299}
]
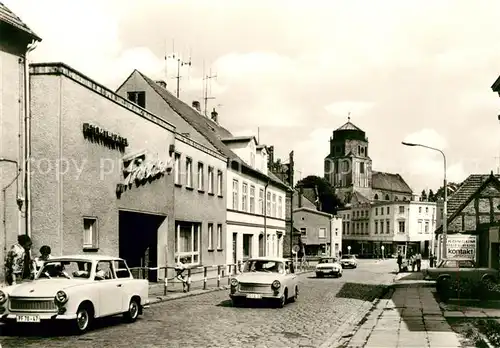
[
  {"left": 316, "top": 257, "right": 343, "bottom": 278},
  {"left": 229, "top": 257, "right": 298, "bottom": 308},
  {"left": 340, "top": 255, "right": 358, "bottom": 269},
  {"left": 0, "top": 255, "right": 148, "bottom": 333}
]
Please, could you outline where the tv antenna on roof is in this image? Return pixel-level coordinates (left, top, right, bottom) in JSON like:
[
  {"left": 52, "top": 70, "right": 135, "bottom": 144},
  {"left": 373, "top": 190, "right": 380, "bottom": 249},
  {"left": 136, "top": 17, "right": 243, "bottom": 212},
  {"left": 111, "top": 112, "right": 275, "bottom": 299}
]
[
  {"left": 203, "top": 61, "right": 217, "bottom": 116},
  {"left": 167, "top": 40, "right": 192, "bottom": 98}
]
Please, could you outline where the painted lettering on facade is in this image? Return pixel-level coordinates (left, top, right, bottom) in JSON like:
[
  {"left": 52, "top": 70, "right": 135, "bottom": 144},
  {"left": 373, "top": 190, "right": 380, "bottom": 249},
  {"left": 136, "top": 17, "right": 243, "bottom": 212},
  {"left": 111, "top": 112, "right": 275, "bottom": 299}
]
[
  {"left": 446, "top": 234, "right": 477, "bottom": 260},
  {"left": 83, "top": 123, "right": 128, "bottom": 151}
]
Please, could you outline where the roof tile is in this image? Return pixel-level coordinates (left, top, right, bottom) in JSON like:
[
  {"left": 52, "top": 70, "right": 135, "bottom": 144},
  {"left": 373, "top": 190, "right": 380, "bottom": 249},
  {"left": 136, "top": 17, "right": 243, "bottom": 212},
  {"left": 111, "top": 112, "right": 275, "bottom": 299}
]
[
  {"left": 0, "top": 2, "right": 40, "bottom": 40},
  {"left": 372, "top": 171, "right": 413, "bottom": 194}
]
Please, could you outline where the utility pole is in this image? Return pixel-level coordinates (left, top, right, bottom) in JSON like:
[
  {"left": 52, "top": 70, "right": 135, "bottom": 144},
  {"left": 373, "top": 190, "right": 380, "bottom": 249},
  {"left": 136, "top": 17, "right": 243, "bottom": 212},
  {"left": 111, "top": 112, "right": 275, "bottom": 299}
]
[
  {"left": 289, "top": 151, "right": 295, "bottom": 259},
  {"left": 203, "top": 67, "right": 217, "bottom": 116}
]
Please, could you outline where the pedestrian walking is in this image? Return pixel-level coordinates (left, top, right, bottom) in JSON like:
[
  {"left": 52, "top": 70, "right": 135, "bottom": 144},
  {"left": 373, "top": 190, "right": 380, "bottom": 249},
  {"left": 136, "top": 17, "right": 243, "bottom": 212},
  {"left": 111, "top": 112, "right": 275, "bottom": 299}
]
[
  {"left": 429, "top": 253, "right": 435, "bottom": 268},
  {"left": 33, "top": 245, "right": 51, "bottom": 275},
  {"left": 397, "top": 252, "right": 403, "bottom": 273},
  {"left": 174, "top": 257, "right": 189, "bottom": 292},
  {"left": 5, "top": 235, "right": 33, "bottom": 285},
  {"left": 410, "top": 254, "right": 416, "bottom": 272},
  {"left": 416, "top": 252, "right": 422, "bottom": 272}
]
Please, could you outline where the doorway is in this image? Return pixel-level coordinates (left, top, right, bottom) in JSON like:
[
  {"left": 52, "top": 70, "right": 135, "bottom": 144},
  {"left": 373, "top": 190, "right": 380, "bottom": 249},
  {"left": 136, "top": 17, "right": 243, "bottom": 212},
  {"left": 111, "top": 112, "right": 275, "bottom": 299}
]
[
  {"left": 491, "top": 243, "right": 500, "bottom": 269},
  {"left": 119, "top": 210, "right": 165, "bottom": 282}
]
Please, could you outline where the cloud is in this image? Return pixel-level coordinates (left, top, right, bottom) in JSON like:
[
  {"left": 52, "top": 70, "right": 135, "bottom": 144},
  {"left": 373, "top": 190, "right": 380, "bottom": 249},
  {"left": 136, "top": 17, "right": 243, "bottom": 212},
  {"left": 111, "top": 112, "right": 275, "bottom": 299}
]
[
  {"left": 403, "top": 128, "right": 448, "bottom": 150},
  {"left": 324, "top": 101, "right": 375, "bottom": 119},
  {"left": 293, "top": 128, "right": 332, "bottom": 181}
]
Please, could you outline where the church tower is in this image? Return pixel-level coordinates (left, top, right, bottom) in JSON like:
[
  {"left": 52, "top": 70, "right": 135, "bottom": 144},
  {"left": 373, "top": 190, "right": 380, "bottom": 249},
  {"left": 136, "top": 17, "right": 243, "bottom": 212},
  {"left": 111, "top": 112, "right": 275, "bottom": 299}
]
[{"left": 324, "top": 117, "right": 372, "bottom": 204}]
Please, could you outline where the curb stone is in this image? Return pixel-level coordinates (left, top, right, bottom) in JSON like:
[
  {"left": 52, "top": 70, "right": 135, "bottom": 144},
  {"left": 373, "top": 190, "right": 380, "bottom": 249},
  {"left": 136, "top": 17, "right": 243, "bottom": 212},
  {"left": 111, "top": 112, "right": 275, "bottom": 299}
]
[{"left": 146, "top": 270, "right": 315, "bottom": 305}]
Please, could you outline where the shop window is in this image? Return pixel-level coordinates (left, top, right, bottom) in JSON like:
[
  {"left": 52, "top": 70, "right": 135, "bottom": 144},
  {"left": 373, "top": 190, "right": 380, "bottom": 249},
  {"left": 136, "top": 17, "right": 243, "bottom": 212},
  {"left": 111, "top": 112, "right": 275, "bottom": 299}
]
[
  {"left": 127, "top": 91, "right": 146, "bottom": 108},
  {"left": 83, "top": 217, "right": 98, "bottom": 250},
  {"left": 175, "top": 221, "right": 201, "bottom": 265}
]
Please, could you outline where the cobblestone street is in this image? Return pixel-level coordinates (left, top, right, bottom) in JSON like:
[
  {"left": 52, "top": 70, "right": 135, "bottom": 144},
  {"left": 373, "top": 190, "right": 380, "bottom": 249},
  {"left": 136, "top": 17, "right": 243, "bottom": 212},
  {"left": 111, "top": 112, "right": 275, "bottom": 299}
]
[{"left": 0, "top": 260, "right": 396, "bottom": 348}]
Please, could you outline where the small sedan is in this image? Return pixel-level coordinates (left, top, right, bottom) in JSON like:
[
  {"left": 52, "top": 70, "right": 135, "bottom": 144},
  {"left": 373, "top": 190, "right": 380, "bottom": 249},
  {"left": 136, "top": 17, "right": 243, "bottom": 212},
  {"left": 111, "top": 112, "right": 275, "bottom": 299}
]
[
  {"left": 229, "top": 257, "right": 298, "bottom": 308},
  {"left": 316, "top": 257, "right": 343, "bottom": 278},
  {"left": 340, "top": 255, "right": 358, "bottom": 269},
  {"left": 0, "top": 255, "right": 148, "bottom": 333}
]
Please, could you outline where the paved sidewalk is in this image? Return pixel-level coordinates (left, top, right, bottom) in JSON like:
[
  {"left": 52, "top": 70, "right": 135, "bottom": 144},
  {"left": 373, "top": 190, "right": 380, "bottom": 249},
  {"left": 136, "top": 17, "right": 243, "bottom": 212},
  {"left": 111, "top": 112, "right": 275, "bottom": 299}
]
[
  {"left": 344, "top": 284, "right": 462, "bottom": 348},
  {"left": 441, "top": 300, "right": 500, "bottom": 319}
]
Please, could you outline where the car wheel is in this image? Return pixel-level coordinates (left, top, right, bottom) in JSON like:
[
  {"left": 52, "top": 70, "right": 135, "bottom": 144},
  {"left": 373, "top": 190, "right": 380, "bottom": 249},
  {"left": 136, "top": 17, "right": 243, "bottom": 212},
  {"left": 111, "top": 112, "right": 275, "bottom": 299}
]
[
  {"left": 277, "top": 289, "right": 287, "bottom": 308},
  {"left": 74, "top": 304, "right": 92, "bottom": 334},
  {"left": 316, "top": 273, "right": 323, "bottom": 278},
  {"left": 124, "top": 298, "right": 140, "bottom": 322},
  {"left": 338, "top": 272, "right": 343, "bottom": 278},
  {"left": 290, "top": 286, "right": 298, "bottom": 302}
]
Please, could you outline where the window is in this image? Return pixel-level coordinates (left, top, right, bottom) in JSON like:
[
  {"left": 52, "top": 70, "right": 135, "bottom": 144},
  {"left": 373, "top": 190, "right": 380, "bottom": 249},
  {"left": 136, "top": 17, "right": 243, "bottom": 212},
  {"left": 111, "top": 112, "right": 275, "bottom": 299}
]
[
  {"left": 278, "top": 196, "right": 283, "bottom": 218},
  {"left": 398, "top": 221, "right": 405, "bottom": 233},
  {"left": 458, "top": 260, "right": 474, "bottom": 268},
  {"left": 375, "top": 208, "right": 378, "bottom": 216},
  {"left": 419, "top": 207, "right": 422, "bottom": 213},
  {"left": 232, "top": 179, "right": 239, "bottom": 210},
  {"left": 272, "top": 193, "right": 277, "bottom": 217},
  {"left": 216, "top": 224, "right": 222, "bottom": 249},
  {"left": 175, "top": 221, "right": 200, "bottom": 264},
  {"left": 380, "top": 221, "right": 384, "bottom": 234},
  {"left": 197, "top": 162, "right": 204, "bottom": 191},
  {"left": 360, "top": 162, "right": 365, "bottom": 174},
  {"left": 217, "top": 170, "right": 223, "bottom": 196},
  {"left": 266, "top": 191, "right": 271, "bottom": 216},
  {"left": 114, "top": 260, "right": 131, "bottom": 278},
  {"left": 174, "top": 153, "right": 181, "bottom": 185},
  {"left": 374, "top": 194, "right": 379, "bottom": 200},
  {"left": 319, "top": 228, "right": 326, "bottom": 238},
  {"left": 374, "top": 221, "right": 378, "bottom": 234},
  {"left": 95, "top": 261, "right": 114, "bottom": 280},
  {"left": 208, "top": 223, "right": 214, "bottom": 250},
  {"left": 208, "top": 167, "right": 214, "bottom": 194},
  {"left": 83, "top": 218, "right": 98, "bottom": 250},
  {"left": 425, "top": 207, "right": 429, "bottom": 213},
  {"left": 365, "top": 222, "right": 368, "bottom": 234},
  {"left": 442, "top": 260, "right": 458, "bottom": 268},
  {"left": 399, "top": 206, "right": 405, "bottom": 214},
  {"left": 361, "top": 223, "right": 364, "bottom": 234},
  {"left": 186, "top": 158, "right": 193, "bottom": 187},
  {"left": 386, "top": 220, "right": 390, "bottom": 234},
  {"left": 242, "top": 183, "right": 248, "bottom": 211},
  {"left": 425, "top": 220, "right": 429, "bottom": 233},
  {"left": 259, "top": 188, "right": 264, "bottom": 214},
  {"left": 250, "top": 152, "right": 255, "bottom": 167},
  {"left": 300, "top": 228, "right": 306, "bottom": 235},
  {"left": 417, "top": 220, "right": 423, "bottom": 234},
  {"left": 243, "top": 234, "right": 252, "bottom": 259},
  {"left": 385, "top": 194, "right": 390, "bottom": 200},
  {"left": 387, "top": 207, "right": 390, "bottom": 214},
  {"left": 127, "top": 91, "right": 146, "bottom": 108},
  {"left": 249, "top": 185, "right": 255, "bottom": 213}
]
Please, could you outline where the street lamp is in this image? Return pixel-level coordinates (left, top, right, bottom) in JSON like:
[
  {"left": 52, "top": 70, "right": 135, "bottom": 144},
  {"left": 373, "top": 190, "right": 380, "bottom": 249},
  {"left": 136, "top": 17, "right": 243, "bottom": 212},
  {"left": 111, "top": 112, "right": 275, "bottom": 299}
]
[{"left": 402, "top": 141, "right": 447, "bottom": 261}]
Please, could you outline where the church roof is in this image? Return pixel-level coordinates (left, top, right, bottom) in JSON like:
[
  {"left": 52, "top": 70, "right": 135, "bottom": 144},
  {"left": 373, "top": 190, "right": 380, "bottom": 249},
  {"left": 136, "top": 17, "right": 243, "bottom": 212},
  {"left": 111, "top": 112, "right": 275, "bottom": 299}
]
[
  {"left": 0, "top": 2, "right": 41, "bottom": 40},
  {"left": 372, "top": 171, "right": 413, "bottom": 194},
  {"left": 335, "top": 120, "right": 363, "bottom": 132}
]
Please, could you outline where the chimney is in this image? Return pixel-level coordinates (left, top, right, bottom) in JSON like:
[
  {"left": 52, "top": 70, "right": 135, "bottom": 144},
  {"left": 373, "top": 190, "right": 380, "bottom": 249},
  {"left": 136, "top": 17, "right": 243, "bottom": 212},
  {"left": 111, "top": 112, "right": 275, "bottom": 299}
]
[
  {"left": 155, "top": 80, "right": 167, "bottom": 89},
  {"left": 211, "top": 108, "right": 218, "bottom": 122},
  {"left": 192, "top": 101, "right": 201, "bottom": 112},
  {"left": 298, "top": 186, "right": 303, "bottom": 208},
  {"left": 267, "top": 146, "right": 274, "bottom": 169}
]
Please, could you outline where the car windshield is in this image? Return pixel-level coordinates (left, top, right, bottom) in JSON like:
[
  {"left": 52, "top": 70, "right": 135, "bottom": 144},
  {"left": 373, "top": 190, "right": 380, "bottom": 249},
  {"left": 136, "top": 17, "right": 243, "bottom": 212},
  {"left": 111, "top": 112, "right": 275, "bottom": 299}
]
[
  {"left": 319, "top": 258, "right": 337, "bottom": 264},
  {"left": 243, "top": 260, "right": 284, "bottom": 273},
  {"left": 37, "top": 260, "right": 92, "bottom": 280}
]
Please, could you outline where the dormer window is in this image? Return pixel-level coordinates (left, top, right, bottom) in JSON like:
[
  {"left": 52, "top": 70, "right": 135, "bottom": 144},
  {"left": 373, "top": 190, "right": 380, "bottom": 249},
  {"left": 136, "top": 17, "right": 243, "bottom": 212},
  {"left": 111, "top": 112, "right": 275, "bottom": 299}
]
[
  {"left": 127, "top": 91, "right": 146, "bottom": 108},
  {"left": 250, "top": 152, "right": 255, "bottom": 167}
]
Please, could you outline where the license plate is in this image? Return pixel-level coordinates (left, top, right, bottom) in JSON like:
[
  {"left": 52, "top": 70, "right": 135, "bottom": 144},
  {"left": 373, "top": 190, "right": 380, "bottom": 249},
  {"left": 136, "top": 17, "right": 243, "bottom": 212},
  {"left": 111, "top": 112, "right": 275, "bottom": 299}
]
[
  {"left": 16, "top": 315, "right": 40, "bottom": 323},
  {"left": 246, "top": 294, "right": 262, "bottom": 299}
]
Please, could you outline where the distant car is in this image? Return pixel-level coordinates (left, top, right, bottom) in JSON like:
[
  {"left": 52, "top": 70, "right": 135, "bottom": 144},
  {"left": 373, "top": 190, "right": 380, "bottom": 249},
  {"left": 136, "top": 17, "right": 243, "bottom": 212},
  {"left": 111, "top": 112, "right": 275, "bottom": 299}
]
[
  {"left": 229, "top": 257, "right": 298, "bottom": 308},
  {"left": 340, "top": 255, "right": 358, "bottom": 269},
  {"left": 424, "top": 258, "right": 498, "bottom": 283},
  {"left": 316, "top": 257, "right": 343, "bottom": 278},
  {"left": 0, "top": 255, "right": 148, "bottom": 333}
]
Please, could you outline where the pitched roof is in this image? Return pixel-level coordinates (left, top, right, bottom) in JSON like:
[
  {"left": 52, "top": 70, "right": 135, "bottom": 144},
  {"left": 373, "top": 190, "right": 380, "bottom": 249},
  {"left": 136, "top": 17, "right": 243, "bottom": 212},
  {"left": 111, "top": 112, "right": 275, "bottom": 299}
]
[
  {"left": 351, "top": 191, "right": 371, "bottom": 204},
  {"left": 492, "top": 75, "right": 500, "bottom": 93},
  {"left": 221, "top": 136, "right": 256, "bottom": 144},
  {"left": 436, "top": 173, "right": 500, "bottom": 233},
  {"left": 133, "top": 70, "right": 290, "bottom": 190},
  {"left": 0, "top": 2, "right": 41, "bottom": 40},
  {"left": 335, "top": 120, "right": 363, "bottom": 132},
  {"left": 372, "top": 171, "right": 413, "bottom": 194}
]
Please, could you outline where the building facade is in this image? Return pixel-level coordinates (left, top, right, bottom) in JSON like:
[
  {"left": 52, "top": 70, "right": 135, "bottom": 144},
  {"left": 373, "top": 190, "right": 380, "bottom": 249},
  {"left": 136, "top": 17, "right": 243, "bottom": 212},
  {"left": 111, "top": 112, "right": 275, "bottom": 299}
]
[
  {"left": 340, "top": 200, "right": 437, "bottom": 257},
  {"left": 116, "top": 71, "right": 227, "bottom": 268},
  {"left": 0, "top": 4, "right": 41, "bottom": 279},
  {"left": 29, "top": 63, "right": 177, "bottom": 281},
  {"left": 117, "top": 70, "right": 289, "bottom": 268}
]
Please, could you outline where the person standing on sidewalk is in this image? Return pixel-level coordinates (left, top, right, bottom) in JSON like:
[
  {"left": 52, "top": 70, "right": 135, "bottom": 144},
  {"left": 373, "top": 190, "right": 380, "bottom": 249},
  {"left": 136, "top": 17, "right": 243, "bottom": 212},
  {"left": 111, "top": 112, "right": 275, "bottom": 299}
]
[
  {"left": 416, "top": 252, "right": 422, "bottom": 271},
  {"left": 5, "top": 235, "right": 33, "bottom": 285},
  {"left": 397, "top": 252, "right": 403, "bottom": 273}
]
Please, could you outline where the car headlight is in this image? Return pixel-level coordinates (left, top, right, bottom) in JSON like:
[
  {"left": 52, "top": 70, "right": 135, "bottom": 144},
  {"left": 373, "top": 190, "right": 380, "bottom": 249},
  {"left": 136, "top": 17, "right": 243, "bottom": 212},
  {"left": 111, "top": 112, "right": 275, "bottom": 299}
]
[
  {"left": 271, "top": 280, "right": 281, "bottom": 290},
  {"left": 230, "top": 278, "right": 238, "bottom": 287},
  {"left": 0, "top": 290, "right": 7, "bottom": 305},
  {"left": 54, "top": 290, "right": 68, "bottom": 305}
]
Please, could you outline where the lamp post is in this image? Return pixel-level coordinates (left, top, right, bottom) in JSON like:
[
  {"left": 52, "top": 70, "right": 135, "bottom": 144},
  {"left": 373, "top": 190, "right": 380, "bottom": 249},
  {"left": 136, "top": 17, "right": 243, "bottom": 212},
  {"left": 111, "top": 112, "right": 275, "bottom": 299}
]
[{"left": 402, "top": 142, "right": 447, "bottom": 261}]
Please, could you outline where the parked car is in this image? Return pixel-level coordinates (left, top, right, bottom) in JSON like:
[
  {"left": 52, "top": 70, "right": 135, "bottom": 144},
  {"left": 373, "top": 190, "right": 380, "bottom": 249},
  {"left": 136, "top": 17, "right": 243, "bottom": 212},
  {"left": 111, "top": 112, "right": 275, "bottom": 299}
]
[
  {"left": 316, "top": 257, "right": 343, "bottom": 278},
  {"left": 424, "top": 258, "right": 499, "bottom": 283},
  {"left": 340, "top": 255, "right": 358, "bottom": 269},
  {"left": 0, "top": 255, "right": 148, "bottom": 333},
  {"left": 229, "top": 257, "right": 298, "bottom": 308}
]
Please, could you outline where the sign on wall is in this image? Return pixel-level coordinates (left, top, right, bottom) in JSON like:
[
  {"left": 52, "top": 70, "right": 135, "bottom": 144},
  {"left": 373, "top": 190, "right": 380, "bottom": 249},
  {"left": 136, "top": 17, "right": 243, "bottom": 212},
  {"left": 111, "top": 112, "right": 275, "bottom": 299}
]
[{"left": 446, "top": 234, "right": 477, "bottom": 260}]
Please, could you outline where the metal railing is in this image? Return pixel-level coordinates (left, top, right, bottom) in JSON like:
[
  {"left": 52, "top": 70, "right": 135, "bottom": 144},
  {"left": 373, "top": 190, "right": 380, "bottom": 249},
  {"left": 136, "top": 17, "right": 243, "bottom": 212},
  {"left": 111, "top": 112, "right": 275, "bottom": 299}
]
[{"left": 130, "top": 261, "right": 316, "bottom": 296}]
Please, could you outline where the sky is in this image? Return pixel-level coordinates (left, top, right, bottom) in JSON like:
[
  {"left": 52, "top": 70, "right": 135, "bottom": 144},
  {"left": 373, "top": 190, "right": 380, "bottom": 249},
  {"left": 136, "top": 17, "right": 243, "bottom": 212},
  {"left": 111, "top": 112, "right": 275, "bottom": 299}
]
[{"left": 6, "top": 0, "right": 500, "bottom": 193}]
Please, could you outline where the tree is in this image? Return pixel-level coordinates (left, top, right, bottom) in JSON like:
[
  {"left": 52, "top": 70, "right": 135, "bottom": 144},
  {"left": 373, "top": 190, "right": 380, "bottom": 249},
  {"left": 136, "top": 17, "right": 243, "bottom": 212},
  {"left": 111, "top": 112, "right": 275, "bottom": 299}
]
[
  {"left": 421, "top": 189, "right": 427, "bottom": 201},
  {"left": 428, "top": 189, "right": 435, "bottom": 202},
  {"left": 296, "top": 175, "right": 344, "bottom": 215}
]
